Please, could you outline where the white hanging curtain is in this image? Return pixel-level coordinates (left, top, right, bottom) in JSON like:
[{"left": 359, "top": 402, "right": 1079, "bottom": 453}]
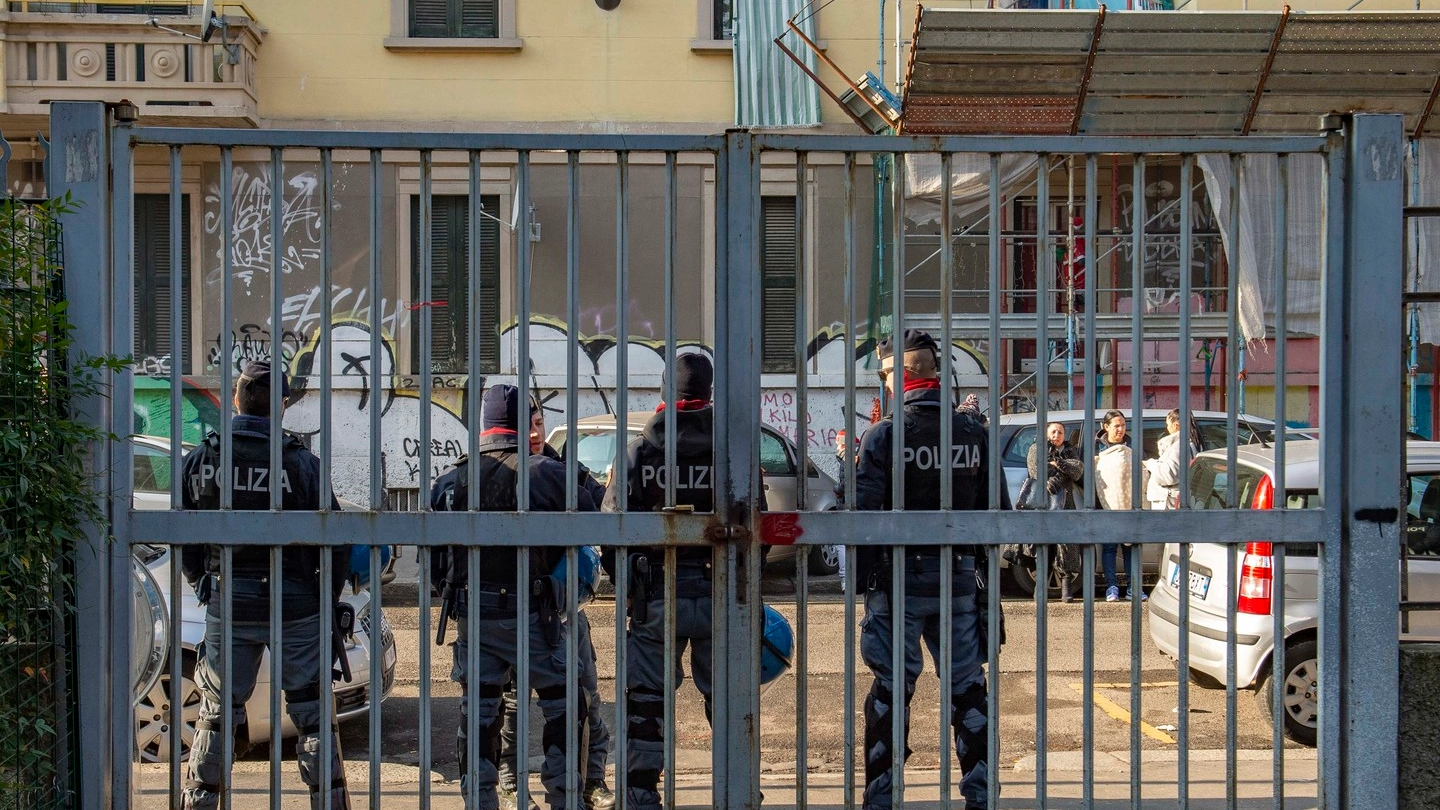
[
  {"left": 733, "top": 0, "right": 821, "bottom": 129},
  {"left": 902, "top": 153, "right": 1040, "bottom": 226},
  {"left": 1413, "top": 140, "right": 1440, "bottom": 343},
  {"left": 1197, "top": 153, "right": 1325, "bottom": 343}
]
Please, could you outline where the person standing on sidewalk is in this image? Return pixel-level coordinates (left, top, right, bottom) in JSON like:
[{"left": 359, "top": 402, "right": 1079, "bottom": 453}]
[
  {"left": 179, "top": 361, "right": 352, "bottom": 810},
  {"left": 1025, "top": 421, "right": 1085, "bottom": 601},
  {"left": 852, "top": 329, "right": 1006, "bottom": 810},
  {"left": 430, "top": 384, "right": 595, "bottom": 810},
  {"left": 601, "top": 353, "right": 719, "bottom": 810},
  {"left": 1094, "top": 409, "right": 1145, "bottom": 601}
]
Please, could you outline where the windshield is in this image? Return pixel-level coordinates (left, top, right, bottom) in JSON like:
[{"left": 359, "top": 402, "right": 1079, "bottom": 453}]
[
  {"left": 1187, "top": 457, "right": 1269, "bottom": 510},
  {"left": 549, "top": 427, "right": 628, "bottom": 485}
]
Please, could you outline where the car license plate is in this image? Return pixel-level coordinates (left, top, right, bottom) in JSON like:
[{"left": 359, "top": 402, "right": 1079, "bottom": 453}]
[{"left": 1169, "top": 563, "right": 1211, "bottom": 599}]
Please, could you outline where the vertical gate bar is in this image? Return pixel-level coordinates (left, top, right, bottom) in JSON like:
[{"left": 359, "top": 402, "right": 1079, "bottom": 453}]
[
  {"left": 220, "top": 147, "right": 235, "bottom": 510},
  {"left": 1036, "top": 154, "right": 1050, "bottom": 510},
  {"left": 890, "top": 553, "right": 906, "bottom": 809},
  {"left": 1127, "top": 155, "right": 1145, "bottom": 810},
  {"left": 318, "top": 549, "right": 335, "bottom": 810},
  {"left": 517, "top": 544, "right": 532, "bottom": 809},
  {"left": 842, "top": 153, "right": 858, "bottom": 810},
  {"left": 611, "top": 148, "right": 632, "bottom": 807},
  {"left": 166, "top": 143, "right": 185, "bottom": 807},
  {"left": 517, "top": 151, "right": 533, "bottom": 511},
  {"left": 320, "top": 148, "right": 335, "bottom": 510},
  {"left": 419, "top": 150, "right": 434, "bottom": 513},
  {"left": 1176, "top": 153, "right": 1193, "bottom": 810},
  {"left": 663, "top": 547, "right": 678, "bottom": 810},
  {"left": 467, "top": 548, "right": 482, "bottom": 808},
  {"left": 1035, "top": 155, "right": 1051, "bottom": 810},
  {"left": 269, "top": 547, "right": 283, "bottom": 810},
  {"left": 1224, "top": 153, "right": 1242, "bottom": 808},
  {"left": 793, "top": 151, "right": 811, "bottom": 810},
  {"left": 565, "top": 546, "right": 579, "bottom": 809},
  {"left": 1272, "top": 153, "right": 1290, "bottom": 808},
  {"left": 1329, "top": 113, "right": 1403, "bottom": 810},
  {"left": 891, "top": 151, "right": 905, "bottom": 512},
  {"left": 615, "top": 153, "right": 631, "bottom": 510},
  {"left": 269, "top": 148, "right": 284, "bottom": 512},
  {"left": 715, "top": 130, "right": 762, "bottom": 810},
  {"left": 418, "top": 547, "right": 433, "bottom": 810},
  {"left": 469, "top": 151, "right": 484, "bottom": 504},
  {"left": 937, "top": 150, "right": 954, "bottom": 810},
  {"left": 939, "top": 548, "right": 952, "bottom": 810},
  {"left": 566, "top": 152, "right": 580, "bottom": 509},
  {"left": 664, "top": 153, "right": 677, "bottom": 510},
  {"left": 368, "top": 151, "right": 383, "bottom": 514},
  {"left": 1082, "top": 156, "right": 1098, "bottom": 810},
  {"left": 220, "top": 547, "right": 234, "bottom": 810},
  {"left": 985, "top": 155, "right": 1001, "bottom": 810},
  {"left": 1317, "top": 128, "right": 1344, "bottom": 809},
  {"left": 368, "top": 544, "right": 383, "bottom": 810}
]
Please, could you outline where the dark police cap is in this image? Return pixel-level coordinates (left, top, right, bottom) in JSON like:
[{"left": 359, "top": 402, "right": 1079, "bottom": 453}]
[
  {"left": 876, "top": 328, "right": 940, "bottom": 361},
  {"left": 481, "top": 384, "right": 540, "bottom": 431},
  {"left": 236, "top": 360, "right": 290, "bottom": 397}
]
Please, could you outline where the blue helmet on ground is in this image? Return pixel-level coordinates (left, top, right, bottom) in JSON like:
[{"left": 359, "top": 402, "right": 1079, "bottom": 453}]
[
  {"left": 551, "top": 546, "right": 602, "bottom": 607},
  {"left": 760, "top": 605, "right": 795, "bottom": 688}
]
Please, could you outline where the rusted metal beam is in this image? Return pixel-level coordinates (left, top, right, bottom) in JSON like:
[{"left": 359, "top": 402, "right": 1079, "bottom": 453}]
[
  {"left": 1414, "top": 72, "right": 1440, "bottom": 139},
  {"left": 1242, "top": 5, "right": 1290, "bottom": 136},
  {"left": 1070, "top": 6, "right": 1107, "bottom": 136}
]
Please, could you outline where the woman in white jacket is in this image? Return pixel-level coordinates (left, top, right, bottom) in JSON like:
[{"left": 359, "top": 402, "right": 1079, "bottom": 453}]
[
  {"left": 1093, "top": 410, "right": 1146, "bottom": 601},
  {"left": 1144, "top": 410, "right": 1183, "bottom": 510}
]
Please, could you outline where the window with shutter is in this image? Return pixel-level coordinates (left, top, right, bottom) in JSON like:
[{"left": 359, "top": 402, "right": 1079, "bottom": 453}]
[
  {"left": 761, "top": 196, "right": 798, "bottom": 374},
  {"left": 411, "top": 195, "right": 501, "bottom": 374},
  {"left": 409, "top": 0, "right": 498, "bottom": 38},
  {"left": 133, "top": 194, "right": 193, "bottom": 374}
]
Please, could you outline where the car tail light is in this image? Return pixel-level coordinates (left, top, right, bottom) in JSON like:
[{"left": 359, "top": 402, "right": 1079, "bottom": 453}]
[
  {"left": 1252, "top": 475, "right": 1275, "bottom": 510},
  {"left": 1238, "top": 541, "right": 1273, "bottom": 615}
]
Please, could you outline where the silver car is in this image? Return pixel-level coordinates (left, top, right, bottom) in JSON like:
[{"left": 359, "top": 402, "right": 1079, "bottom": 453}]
[
  {"left": 1147, "top": 440, "right": 1440, "bottom": 746},
  {"left": 129, "top": 436, "right": 399, "bottom": 762},
  {"left": 546, "top": 413, "right": 841, "bottom": 574}
]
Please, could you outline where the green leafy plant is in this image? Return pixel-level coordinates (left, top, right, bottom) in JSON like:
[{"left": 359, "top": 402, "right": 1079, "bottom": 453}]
[{"left": 0, "top": 194, "right": 126, "bottom": 809}]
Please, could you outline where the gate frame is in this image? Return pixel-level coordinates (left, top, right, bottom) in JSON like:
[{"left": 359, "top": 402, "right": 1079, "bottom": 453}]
[{"left": 52, "top": 101, "right": 1403, "bottom": 809}]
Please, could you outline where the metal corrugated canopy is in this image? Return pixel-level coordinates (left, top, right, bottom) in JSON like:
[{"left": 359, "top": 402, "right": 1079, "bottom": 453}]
[{"left": 902, "top": 8, "right": 1440, "bottom": 136}]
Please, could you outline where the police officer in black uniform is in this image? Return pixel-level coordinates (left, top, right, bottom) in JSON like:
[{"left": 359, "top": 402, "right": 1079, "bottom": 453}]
[
  {"left": 430, "top": 384, "right": 594, "bottom": 810},
  {"left": 850, "top": 330, "right": 1007, "bottom": 810},
  {"left": 601, "top": 353, "right": 717, "bottom": 810},
  {"left": 179, "top": 361, "right": 351, "bottom": 810},
  {"left": 495, "top": 404, "right": 615, "bottom": 810}
]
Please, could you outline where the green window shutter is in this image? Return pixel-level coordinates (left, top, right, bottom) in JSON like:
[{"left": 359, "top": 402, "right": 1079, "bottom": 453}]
[
  {"left": 760, "top": 196, "right": 798, "bottom": 374},
  {"left": 134, "top": 194, "right": 192, "bottom": 374},
  {"left": 410, "top": 0, "right": 496, "bottom": 38},
  {"left": 412, "top": 195, "right": 501, "bottom": 374}
]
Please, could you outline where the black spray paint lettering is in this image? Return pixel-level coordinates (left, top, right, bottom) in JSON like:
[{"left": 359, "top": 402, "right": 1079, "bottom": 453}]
[{"left": 639, "top": 464, "right": 712, "bottom": 490}]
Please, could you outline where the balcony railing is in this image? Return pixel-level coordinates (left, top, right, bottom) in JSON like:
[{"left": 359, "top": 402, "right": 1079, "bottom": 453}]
[{"left": 2, "top": 1, "right": 264, "bottom": 127}]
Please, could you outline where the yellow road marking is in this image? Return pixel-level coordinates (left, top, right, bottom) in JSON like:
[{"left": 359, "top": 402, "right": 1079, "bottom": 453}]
[
  {"left": 1067, "top": 682, "right": 1176, "bottom": 744},
  {"left": 1087, "top": 681, "right": 1179, "bottom": 689}
]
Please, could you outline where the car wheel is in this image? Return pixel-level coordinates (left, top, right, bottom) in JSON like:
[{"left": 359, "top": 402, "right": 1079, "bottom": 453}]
[
  {"left": 1007, "top": 555, "right": 1062, "bottom": 598},
  {"left": 135, "top": 654, "right": 202, "bottom": 763},
  {"left": 808, "top": 545, "right": 842, "bottom": 576},
  {"left": 1256, "top": 638, "right": 1319, "bottom": 747}
]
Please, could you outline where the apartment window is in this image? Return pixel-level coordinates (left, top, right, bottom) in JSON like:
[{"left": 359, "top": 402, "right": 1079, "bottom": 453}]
[
  {"left": 411, "top": 195, "right": 500, "bottom": 374},
  {"left": 134, "top": 194, "right": 192, "bottom": 373},
  {"left": 713, "top": 0, "right": 733, "bottom": 40},
  {"left": 760, "top": 196, "right": 798, "bottom": 374},
  {"left": 692, "top": 0, "right": 734, "bottom": 51},
  {"left": 388, "top": 0, "right": 519, "bottom": 50}
]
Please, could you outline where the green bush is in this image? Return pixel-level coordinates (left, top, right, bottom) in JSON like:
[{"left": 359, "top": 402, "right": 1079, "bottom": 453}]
[{"left": 0, "top": 194, "right": 125, "bottom": 809}]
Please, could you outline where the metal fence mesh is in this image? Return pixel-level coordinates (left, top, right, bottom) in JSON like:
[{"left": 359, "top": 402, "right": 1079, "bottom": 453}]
[{"left": 0, "top": 188, "right": 77, "bottom": 810}]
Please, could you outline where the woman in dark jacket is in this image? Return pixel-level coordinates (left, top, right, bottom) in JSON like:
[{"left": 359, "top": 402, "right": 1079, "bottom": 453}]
[{"left": 1026, "top": 421, "right": 1086, "bottom": 601}]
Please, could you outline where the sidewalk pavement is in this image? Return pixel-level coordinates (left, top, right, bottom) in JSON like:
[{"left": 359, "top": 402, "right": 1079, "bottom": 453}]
[{"left": 137, "top": 748, "right": 1319, "bottom": 809}]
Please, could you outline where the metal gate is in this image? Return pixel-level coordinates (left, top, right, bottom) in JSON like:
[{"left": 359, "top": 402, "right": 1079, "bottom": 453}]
[{"left": 51, "top": 101, "right": 1404, "bottom": 809}]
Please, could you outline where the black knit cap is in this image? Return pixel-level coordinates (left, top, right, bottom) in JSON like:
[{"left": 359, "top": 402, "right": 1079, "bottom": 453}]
[
  {"left": 876, "top": 328, "right": 940, "bottom": 361},
  {"left": 481, "top": 384, "right": 538, "bottom": 431},
  {"left": 668, "top": 353, "right": 714, "bottom": 401},
  {"left": 236, "top": 360, "right": 289, "bottom": 398}
]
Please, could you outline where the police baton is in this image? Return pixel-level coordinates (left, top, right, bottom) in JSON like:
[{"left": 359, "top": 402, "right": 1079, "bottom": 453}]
[
  {"left": 435, "top": 584, "right": 456, "bottom": 646},
  {"left": 332, "top": 602, "right": 355, "bottom": 683}
]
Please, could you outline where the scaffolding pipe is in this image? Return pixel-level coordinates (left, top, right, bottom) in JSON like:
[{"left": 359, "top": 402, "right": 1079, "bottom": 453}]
[
  {"left": 1408, "top": 138, "right": 1422, "bottom": 436},
  {"left": 1067, "top": 157, "right": 1077, "bottom": 409}
]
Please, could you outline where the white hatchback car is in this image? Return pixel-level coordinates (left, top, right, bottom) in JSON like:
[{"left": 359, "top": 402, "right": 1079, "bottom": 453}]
[
  {"left": 129, "top": 436, "right": 398, "bottom": 762},
  {"left": 546, "top": 413, "right": 841, "bottom": 574},
  {"left": 1147, "top": 439, "right": 1440, "bottom": 746}
]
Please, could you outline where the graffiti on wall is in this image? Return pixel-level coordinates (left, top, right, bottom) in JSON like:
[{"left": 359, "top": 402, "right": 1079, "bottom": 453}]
[{"left": 1117, "top": 177, "right": 1218, "bottom": 290}]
